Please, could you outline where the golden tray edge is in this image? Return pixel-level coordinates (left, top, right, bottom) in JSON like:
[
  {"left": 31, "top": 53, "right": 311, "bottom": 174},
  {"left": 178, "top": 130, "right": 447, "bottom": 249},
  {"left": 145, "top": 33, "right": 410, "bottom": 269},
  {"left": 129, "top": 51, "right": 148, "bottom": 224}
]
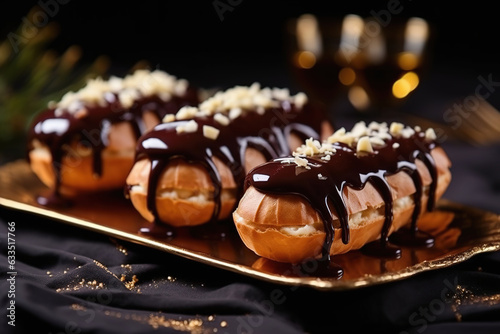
[{"left": 1, "top": 160, "right": 499, "bottom": 291}]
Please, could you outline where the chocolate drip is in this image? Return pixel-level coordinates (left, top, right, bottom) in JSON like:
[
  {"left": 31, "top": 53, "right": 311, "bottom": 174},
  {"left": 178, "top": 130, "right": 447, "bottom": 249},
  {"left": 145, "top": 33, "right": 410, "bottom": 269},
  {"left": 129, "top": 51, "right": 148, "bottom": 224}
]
[
  {"left": 389, "top": 150, "right": 437, "bottom": 248},
  {"left": 133, "top": 102, "right": 326, "bottom": 227},
  {"left": 246, "top": 134, "right": 439, "bottom": 263},
  {"left": 28, "top": 90, "right": 199, "bottom": 205}
]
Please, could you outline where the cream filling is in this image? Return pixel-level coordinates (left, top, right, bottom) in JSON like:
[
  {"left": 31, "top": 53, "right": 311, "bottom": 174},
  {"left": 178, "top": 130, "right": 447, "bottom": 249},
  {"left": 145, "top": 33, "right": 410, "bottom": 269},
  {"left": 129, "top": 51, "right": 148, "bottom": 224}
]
[
  {"left": 130, "top": 185, "right": 235, "bottom": 204},
  {"left": 31, "top": 141, "right": 135, "bottom": 160},
  {"left": 279, "top": 195, "right": 416, "bottom": 237}
]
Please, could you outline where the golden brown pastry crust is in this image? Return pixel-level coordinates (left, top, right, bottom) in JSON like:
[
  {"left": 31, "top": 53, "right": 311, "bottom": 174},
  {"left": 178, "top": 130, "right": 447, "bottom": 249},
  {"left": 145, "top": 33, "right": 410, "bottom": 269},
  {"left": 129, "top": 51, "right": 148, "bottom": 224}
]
[
  {"left": 232, "top": 147, "right": 452, "bottom": 263},
  {"left": 125, "top": 118, "right": 333, "bottom": 227},
  {"left": 28, "top": 112, "right": 160, "bottom": 196},
  {"left": 126, "top": 148, "right": 268, "bottom": 226}
]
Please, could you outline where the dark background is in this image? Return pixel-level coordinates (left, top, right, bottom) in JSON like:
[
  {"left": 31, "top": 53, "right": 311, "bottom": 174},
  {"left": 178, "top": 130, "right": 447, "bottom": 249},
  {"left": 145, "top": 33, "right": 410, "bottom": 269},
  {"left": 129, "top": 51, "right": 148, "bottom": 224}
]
[
  {"left": 1, "top": 3, "right": 500, "bottom": 334},
  {"left": 2, "top": 0, "right": 499, "bottom": 91}
]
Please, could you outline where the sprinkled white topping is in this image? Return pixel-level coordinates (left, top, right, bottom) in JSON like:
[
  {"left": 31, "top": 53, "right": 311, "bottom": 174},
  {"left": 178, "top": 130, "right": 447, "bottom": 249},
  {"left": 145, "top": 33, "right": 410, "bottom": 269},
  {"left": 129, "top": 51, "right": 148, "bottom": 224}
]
[
  {"left": 165, "top": 83, "right": 309, "bottom": 127},
  {"left": 294, "top": 92, "right": 308, "bottom": 109},
  {"left": 294, "top": 137, "right": 336, "bottom": 156},
  {"left": 389, "top": 122, "right": 405, "bottom": 136},
  {"left": 294, "top": 156, "right": 309, "bottom": 168},
  {"left": 228, "top": 108, "right": 242, "bottom": 120},
  {"left": 213, "top": 113, "right": 230, "bottom": 126},
  {"left": 162, "top": 114, "right": 176, "bottom": 123},
  {"left": 401, "top": 127, "right": 416, "bottom": 138},
  {"left": 289, "top": 121, "right": 436, "bottom": 167},
  {"left": 203, "top": 125, "right": 220, "bottom": 140},
  {"left": 176, "top": 120, "right": 198, "bottom": 134},
  {"left": 356, "top": 136, "right": 374, "bottom": 153},
  {"left": 176, "top": 106, "right": 198, "bottom": 120},
  {"left": 51, "top": 69, "right": 189, "bottom": 113},
  {"left": 317, "top": 173, "right": 327, "bottom": 180},
  {"left": 118, "top": 88, "right": 140, "bottom": 108},
  {"left": 327, "top": 127, "right": 356, "bottom": 146},
  {"left": 369, "top": 136, "right": 386, "bottom": 147},
  {"left": 425, "top": 128, "right": 437, "bottom": 140},
  {"left": 196, "top": 82, "right": 307, "bottom": 118}
]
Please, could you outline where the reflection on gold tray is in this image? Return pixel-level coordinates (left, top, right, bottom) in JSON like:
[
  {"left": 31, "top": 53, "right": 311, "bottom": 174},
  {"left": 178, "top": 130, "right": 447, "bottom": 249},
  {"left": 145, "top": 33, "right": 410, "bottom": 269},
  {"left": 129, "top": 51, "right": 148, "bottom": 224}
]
[{"left": 1, "top": 160, "right": 500, "bottom": 290}]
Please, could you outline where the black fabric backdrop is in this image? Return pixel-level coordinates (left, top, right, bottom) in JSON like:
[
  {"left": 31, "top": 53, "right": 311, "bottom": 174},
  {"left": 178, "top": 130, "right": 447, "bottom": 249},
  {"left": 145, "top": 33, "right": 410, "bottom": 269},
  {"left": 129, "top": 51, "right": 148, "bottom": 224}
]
[{"left": 2, "top": 1, "right": 500, "bottom": 333}]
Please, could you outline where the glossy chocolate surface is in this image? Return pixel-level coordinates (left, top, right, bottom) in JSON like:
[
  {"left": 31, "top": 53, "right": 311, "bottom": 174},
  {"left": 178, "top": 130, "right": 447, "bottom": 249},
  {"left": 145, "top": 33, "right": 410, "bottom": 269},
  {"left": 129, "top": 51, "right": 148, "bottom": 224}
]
[
  {"left": 132, "top": 101, "right": 327, "bottom": 226},
  {"left": 27, "top": 88, "right": 199, "bottom": 202},
  {"left": 246, "top": 131, "right": 438, "bottom": 271}
]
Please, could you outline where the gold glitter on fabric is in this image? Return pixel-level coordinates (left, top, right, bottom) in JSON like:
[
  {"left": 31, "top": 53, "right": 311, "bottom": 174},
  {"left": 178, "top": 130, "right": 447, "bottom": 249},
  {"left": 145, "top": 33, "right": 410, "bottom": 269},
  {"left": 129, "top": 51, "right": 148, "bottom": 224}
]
[
  {"left": 46, "top": 260, "right": 83, "bottom": 279},
  {"left": 70, "top": 303, "right": 86, "bottom": 311},
  {"left": 92, "top": 260, "right": 141, "bottom": 292},
  {"left": 121, "top": 274, "right": 140, "bottom": 292},
  {"left": 451, "top": 285, "right": 500, "bottom": 321},
  {"left": 93, "top": 260, "right": 119, "bottom": 277},
  {"left": 69, "top": 304, "right": 224, "bottom": 333},
  {"left": 110, "top": 238, "right": 129, "bottom": 256},
  {"left": 121, "top": 264, "right": 132, "bottom": 271},
  {"left": 147, "top": 315, "right": 212, "bottom": 333},
  {"left": 56, "top": 278, "right": 106, "bottom": 292}
]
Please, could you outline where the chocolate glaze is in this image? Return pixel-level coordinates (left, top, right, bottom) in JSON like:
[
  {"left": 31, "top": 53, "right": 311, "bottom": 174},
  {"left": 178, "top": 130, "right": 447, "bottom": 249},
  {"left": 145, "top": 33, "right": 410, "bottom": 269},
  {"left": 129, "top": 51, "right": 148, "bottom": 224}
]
[
  {"left": 27, "top": 89, "right": 199, "bottom": 205},
  {"left": 245, "top": 131, "right": 438, "bottom": 265},
  {"left": 130, "top": 101, "right": 327, "bottom": 228}
]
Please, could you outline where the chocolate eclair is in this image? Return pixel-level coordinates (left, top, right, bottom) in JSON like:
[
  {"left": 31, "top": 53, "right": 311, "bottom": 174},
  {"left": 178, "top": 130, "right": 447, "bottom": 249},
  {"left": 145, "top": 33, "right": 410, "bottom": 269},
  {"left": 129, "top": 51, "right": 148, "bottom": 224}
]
[
  {"left": 233, "top": 121, "right": 452, "bottom": 264},
  {"left": 27, "top": 69, "right": 200, "bottom": 203},
  {"left": 125, "top": 83, "right": 333, "bottom": 227}
]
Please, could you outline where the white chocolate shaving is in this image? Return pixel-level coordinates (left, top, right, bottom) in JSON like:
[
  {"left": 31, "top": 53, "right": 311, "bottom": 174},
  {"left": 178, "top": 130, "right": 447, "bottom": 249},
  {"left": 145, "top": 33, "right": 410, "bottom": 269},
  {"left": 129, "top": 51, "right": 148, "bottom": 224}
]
[
  {"left": 50, "top": 69, "right": 190, "bottom": 112},
  {"left": 389, "top": 122, "right": 405, "bottom": 136},
  {"left": 214, "top": 113, "right": 230, "bottom": 126},
  {"left": 425, "top": 128, "right": 437, "bottom": 141},
  {"left": 290, "top": 121, "right": 436, "bottom": 167},
  {"left": 195, "top": 83, "right": 307, "bottom": 119},
  {"left": 228, "top": 108, "right": 242, "bottom": 120},
  {"left": 203, "top": 125, "right": 220, "bottom": 140},
  {"left": 294, "top": 156, "right": 309, "bottom": 167},
  {"left": 176, "top": 120, "right": 198, "bottom": 134},
  {"left": 165, "top": 83, "right": 309, "bottom": 131},
  {"left": 162, "top": 114, "right": 176, "bottom": 123},
  {"left": 356, "top": 136, "right": 374, "bottom": 153},
  {"left": 176, "top": 106, "right": 198, "bottom": 120}
]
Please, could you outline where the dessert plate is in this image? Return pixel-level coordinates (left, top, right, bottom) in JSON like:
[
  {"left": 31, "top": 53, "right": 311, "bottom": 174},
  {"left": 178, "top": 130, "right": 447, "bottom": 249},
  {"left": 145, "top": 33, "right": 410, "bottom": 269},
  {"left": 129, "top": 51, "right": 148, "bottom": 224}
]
[{"left": 1, "top": 160, "right": 499, "bottom": 290}]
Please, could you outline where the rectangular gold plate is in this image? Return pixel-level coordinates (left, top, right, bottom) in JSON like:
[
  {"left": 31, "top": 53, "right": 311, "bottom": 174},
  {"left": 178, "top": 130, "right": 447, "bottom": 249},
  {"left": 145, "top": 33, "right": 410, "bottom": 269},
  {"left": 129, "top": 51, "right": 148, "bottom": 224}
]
[{"left": 1, "top": 160, "right": 499, "bottom": 290}]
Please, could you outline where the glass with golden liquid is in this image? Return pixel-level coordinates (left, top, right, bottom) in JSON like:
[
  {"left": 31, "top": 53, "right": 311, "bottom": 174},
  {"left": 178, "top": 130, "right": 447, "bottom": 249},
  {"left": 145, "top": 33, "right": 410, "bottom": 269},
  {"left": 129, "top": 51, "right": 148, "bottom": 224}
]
[{"left": 286, "top": 14, "right": 432, "bottom": 114}]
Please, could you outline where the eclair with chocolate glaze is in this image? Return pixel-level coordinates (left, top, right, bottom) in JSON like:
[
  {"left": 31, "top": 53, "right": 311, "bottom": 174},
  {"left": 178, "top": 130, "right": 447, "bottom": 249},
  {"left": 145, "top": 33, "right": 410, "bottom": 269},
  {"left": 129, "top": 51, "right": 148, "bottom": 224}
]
[
  {"left": 125, "top": 83, "right": 333, "bottom": 227},
  {"left": 27, "top": 69, "right": 200, "bottom": 202},
  {"left": 233, "top": 121, "right": 452, "bottom": 264}
]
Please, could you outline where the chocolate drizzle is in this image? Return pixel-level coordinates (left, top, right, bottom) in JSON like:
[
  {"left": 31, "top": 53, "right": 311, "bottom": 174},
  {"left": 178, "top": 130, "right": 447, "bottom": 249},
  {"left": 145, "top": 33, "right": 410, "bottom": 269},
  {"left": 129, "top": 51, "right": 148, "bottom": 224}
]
[
  {"left": 131, "top": 101, "right": 327, "bottom": 227},
  {"left": 246, "top": 130, "right": 439, "bottom": 264},
  {"left": 28, "top": 89, "right": 199, "bottom": 204}
]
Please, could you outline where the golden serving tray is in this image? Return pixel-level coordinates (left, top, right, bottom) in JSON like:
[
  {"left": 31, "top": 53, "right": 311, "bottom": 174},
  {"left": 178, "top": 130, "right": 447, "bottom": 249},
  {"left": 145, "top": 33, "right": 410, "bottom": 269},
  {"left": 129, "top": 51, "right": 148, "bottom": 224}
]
[{"left": 1, "top": 160, "right": 499, "bottom": 290}]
